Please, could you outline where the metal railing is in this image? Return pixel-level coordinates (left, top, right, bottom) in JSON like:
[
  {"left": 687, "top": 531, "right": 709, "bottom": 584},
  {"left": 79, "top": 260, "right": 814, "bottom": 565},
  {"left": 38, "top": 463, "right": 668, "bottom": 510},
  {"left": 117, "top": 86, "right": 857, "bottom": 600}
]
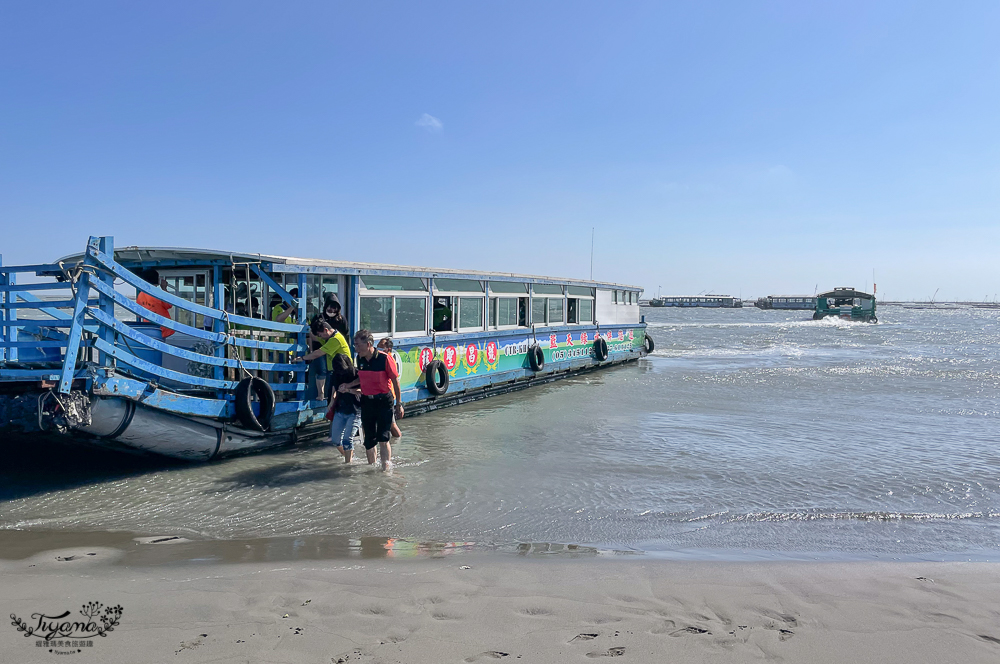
[{"left": 0, "top": 236, "right": 310, "bottom": 419}]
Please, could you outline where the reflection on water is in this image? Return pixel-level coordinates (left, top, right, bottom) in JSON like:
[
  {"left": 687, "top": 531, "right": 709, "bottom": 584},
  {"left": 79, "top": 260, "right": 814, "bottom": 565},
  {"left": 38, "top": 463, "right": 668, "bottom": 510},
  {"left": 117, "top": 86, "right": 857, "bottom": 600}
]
[{"left": 2, "top": 306, "right": 1000, "bottom": 559}]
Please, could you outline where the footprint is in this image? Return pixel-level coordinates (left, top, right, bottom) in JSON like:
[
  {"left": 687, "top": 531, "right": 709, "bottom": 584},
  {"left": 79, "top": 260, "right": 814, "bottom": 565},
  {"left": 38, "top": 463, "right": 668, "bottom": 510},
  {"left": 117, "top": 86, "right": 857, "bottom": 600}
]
[
  {"left": 650, "top": 619, "right": 677, "bottom": 634},
  {"left": 570, "top": 633, "right": 599, "bottom": 642},
  {"left": 669, "top": 626, "right": 710, "bottom": 637},
  {"left": 778, "top": 629, "right": 794, "bottom": 641},
  {"left": 519, "top": 607, "right": 551, "bottom": 616},
  {"left": 586, "top": 647, "right": 625, "bottom": 658},
  {"left": 175, "top": 634, "right": 207, "bottom": 654},
  {"left": 56, "top": 555, "right": 77, "bottom": 562},
  {"left": 431, "top": 612, "right": 458, "bottom": 621},
  {"left": 464, "top": 652, "right": 509, "bottom": 662}
]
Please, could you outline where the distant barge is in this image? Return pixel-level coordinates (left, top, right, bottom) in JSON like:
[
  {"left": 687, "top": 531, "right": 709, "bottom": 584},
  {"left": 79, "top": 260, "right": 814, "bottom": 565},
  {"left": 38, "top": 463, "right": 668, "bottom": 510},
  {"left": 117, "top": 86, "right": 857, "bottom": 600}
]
[
  {"left": 647, "top": 295, "right": 742, "bottom": 308},
  {"left": 0, "top": 236, "right": 652, "bottom": 461},
  {"left": 754, "top": 295, "right": 817, "bottom": 310}
]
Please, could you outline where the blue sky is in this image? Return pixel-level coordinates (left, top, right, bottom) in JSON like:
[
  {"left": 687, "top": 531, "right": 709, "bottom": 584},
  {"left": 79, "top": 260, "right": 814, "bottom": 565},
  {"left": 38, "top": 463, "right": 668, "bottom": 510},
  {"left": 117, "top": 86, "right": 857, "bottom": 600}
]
[{"left": 1, "top": 1, "right": 997, "bottom": 300}]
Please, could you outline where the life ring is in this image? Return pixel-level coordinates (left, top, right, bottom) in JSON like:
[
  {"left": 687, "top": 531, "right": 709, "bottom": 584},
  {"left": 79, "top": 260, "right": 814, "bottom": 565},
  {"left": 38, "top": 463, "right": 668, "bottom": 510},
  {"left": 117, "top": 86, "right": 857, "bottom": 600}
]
[
  {"left": 594, "top": 337, "right": 609, "bottom": 361},
  {"left": 234, "top": 376, "right": 275, "bottom": 432},
  {"left": 528, "top": 345, "right": 545, "bottom": 371},
  {"left": 424, "top": 359, "right": 449, "bottom": 396},
  {"left": 643, "top": 334, "right": 655, "bottom": 353}
]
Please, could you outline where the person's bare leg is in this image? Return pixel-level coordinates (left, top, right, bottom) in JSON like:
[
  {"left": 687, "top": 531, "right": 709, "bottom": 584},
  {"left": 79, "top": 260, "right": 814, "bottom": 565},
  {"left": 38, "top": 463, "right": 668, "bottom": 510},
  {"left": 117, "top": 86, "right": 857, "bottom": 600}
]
[
  {"left": 343, "top": 448, "right": 353, "bottom": 463},
  {"left": 379, "top": 440, "right": 392, "bottom": 470},
  {"left": 315, "top": 378, "right": 325, "bottom": 401},
  {"left": 390, "top": 422, "right": 402, "bottom": 439},
  {"left": 366, "top": 446, "right": 377, "bottom": 464}
]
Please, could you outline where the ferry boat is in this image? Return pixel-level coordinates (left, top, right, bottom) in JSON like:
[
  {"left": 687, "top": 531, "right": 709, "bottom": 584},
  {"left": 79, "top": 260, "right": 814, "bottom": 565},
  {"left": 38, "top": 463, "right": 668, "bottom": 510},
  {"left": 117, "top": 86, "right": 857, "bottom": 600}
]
[
  {"left": 754, "top": 295, "right": 817, "bottom": 310},
  {"left": 647, "top": 295, "right": 742, "bottom": 308},
  {"left": 0, "top": 236, "right": 651, "bottom": 461},
  {"left": 812, "top": 287, "right": 877, "bottom": 322}
]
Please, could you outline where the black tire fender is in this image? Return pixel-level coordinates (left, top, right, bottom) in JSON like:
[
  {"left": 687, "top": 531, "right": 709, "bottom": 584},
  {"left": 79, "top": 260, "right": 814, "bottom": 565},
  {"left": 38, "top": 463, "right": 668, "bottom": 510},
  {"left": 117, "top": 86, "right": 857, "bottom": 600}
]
[
  {"left": 643, "top": 334, "right": 655, "bottom": 353},
  {"left": 594, "top": 337, "right": 609, "bottom": 361},
  {"left": 528, "top": 345, "right": 545, "bottom": 371},
  {"left": 424, "top": 359, "right": 449, "bottom": 396},
  {"left": 234, "top": 376, "right": 275, "bottom": 432}
]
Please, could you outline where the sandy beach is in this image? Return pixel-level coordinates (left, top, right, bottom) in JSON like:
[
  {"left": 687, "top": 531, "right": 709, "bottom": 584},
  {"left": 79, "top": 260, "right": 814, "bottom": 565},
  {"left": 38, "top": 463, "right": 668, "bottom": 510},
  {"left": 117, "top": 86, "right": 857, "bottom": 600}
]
[{"left": 4, "top": 544, "right": 1000, "bottom": 664}]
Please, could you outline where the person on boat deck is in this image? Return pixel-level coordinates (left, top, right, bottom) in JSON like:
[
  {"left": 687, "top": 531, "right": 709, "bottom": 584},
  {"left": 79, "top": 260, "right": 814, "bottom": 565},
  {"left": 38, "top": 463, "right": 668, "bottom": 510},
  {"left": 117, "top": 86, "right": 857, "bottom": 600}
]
[
  {"left": 270, "top": 288, "right": 299, "bottom": 323},
  {"left": 339, "top": 329, "right": 402, "bottom": 470},
  {"left": 302, "top": 295, "right": 349, "bottom": 401},
  {"left": 326, "top": 353, "right": 362, "bottom": 463},
  {"left": 376, "top": 337, "right": 403, "bottom": 441},
  {"left": 322, "top": 295, "right": 349, "bottom": 339},
  {"left": 292, "top": 318, "right": 351, "bottom": 402},
  {"left": 135, "top": 269, "right": 174, "bottom": 339}
]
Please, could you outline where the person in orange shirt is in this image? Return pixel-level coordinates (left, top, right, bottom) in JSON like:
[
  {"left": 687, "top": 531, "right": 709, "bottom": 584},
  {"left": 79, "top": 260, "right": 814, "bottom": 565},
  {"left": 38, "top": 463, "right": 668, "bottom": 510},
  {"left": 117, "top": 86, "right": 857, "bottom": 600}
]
[{"left": 135, "top": 269, "right": 174, "bottom": 339}]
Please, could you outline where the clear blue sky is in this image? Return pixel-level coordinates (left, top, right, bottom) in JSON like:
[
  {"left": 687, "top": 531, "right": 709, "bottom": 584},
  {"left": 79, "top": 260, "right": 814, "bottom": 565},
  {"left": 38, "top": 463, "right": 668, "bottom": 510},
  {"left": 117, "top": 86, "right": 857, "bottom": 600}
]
[{"left": 2, "top": 1, "right": 997, "bottom": 300}]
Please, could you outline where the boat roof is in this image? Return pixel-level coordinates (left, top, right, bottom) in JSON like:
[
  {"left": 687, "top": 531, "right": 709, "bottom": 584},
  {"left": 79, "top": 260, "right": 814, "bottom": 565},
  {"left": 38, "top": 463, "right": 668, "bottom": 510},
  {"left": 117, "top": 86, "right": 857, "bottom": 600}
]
[
  {"left": 660, "top": 294, "right": 735, "bottom": 298},
  {"left": 51, "top": 245, "right": 643, "bottom": 291},
  {"left": 817, "top": 287, "right": 873, "bottom": 299},
  {"left": 766, "top": 294, "right": 816, "bottom": 298}
]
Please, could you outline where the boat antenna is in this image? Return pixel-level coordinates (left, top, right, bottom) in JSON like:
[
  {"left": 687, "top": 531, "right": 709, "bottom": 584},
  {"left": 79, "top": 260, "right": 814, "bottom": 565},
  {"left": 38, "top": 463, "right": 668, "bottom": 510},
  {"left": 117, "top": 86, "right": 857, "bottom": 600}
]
[{"left": 590, "top": 227, "right": 594, "bottom": 280}]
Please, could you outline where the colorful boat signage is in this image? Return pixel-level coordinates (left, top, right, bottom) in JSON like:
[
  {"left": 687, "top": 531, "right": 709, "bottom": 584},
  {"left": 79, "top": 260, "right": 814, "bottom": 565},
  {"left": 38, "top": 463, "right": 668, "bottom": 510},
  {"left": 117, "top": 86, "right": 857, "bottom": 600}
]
[{"left": 393, "top": 328, "right": 646, "bottom": 390}]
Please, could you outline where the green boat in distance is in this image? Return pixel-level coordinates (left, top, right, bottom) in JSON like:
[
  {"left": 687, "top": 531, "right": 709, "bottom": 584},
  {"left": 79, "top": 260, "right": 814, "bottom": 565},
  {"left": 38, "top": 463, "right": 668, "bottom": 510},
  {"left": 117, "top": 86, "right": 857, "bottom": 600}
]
[{"left": 813, "top": 287, "right": 877, "bottom": 323}]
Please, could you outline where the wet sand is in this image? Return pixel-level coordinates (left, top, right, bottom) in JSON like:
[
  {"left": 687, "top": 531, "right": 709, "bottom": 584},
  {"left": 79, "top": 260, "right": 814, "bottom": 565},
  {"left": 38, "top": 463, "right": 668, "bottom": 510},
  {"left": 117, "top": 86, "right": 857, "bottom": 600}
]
[{"left": 3, "top": 541, "right": 1000, "bottom": 663}]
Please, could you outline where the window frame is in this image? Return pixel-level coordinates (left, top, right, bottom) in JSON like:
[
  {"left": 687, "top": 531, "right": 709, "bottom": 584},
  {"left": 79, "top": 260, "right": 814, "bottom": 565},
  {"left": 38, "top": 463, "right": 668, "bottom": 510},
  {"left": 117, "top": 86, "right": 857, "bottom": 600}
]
[
  {"left": 457, "top": 295, "right": 486, "bottom": 332},
  {"left": 359, "top": 289, "right": 430, "bottom": 338}
]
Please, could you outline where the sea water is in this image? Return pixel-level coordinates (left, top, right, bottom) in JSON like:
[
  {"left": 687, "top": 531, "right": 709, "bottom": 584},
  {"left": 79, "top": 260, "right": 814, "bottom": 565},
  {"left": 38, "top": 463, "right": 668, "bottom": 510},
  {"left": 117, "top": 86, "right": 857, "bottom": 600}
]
[{"left": 2, "top": 305, "right": 999, "bottom": 560}]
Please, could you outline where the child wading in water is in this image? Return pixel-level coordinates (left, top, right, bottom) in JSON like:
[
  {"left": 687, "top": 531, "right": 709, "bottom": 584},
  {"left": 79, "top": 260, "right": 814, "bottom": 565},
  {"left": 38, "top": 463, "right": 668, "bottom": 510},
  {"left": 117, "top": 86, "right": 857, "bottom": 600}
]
[
  {"left": 377, "top": 338, "right": 403, "bottom": 441},
  {"left": 326, "top": 353, "right": 361, "bottom": 462}
]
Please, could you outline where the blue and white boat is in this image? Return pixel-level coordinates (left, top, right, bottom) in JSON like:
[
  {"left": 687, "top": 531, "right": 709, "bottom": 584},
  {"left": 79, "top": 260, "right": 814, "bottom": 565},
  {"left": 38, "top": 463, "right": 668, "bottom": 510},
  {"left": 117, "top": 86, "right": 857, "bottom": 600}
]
[{"left": 0, "top": 236, "right": 651, "bottom": 460}]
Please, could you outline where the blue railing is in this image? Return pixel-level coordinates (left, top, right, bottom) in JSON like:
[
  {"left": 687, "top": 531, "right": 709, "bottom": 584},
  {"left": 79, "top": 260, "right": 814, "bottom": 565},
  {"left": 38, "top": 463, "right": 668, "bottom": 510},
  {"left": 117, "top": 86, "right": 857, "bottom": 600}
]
[{"left": 0, "top": 236, "right": 311, "bottom": 420}]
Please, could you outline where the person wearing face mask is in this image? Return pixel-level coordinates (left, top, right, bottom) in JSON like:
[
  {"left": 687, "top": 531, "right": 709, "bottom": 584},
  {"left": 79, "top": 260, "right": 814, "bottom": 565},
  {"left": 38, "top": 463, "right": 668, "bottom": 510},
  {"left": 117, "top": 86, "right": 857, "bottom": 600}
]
[{"left": 321, "top": 294, "right": 348, "bottom": 339}]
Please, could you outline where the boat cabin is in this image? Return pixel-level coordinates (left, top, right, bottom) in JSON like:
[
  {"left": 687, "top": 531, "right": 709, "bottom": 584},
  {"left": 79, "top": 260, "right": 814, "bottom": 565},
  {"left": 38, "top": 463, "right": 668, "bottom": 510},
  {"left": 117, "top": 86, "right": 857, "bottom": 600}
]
[{"left": 813, "top": 287, "right": 877, "bottom": 322}]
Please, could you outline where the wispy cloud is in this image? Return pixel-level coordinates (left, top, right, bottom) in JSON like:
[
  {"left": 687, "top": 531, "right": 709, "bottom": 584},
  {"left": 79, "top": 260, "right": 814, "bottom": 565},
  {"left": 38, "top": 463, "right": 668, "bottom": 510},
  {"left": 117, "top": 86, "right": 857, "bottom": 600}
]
[{"left": 415, "top": 113, "right": 443, "bottom": 132}]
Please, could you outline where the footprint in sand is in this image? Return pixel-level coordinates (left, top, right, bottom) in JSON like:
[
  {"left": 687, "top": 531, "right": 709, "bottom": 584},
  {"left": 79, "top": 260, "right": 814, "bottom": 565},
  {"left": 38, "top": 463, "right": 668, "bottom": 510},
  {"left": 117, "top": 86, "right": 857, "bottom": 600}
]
[
  {"left": 464, "top": 651, "right": 509, "bottom": 662},
  {"left": 586, "top": 647, "right": 625, "bottom": 658},
  {"left": 570, "top": 633, "right": 599, "bottom": 642},
  {"left": 669, "top": 626, "right": 710, "bottom": 637}
]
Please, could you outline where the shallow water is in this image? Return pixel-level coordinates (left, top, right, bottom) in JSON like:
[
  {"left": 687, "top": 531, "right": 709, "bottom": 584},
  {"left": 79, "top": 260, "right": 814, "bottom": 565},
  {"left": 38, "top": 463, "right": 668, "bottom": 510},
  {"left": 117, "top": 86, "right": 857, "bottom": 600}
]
[{"left": 3, "top": 305, "right": 1000, "bottom": 560}]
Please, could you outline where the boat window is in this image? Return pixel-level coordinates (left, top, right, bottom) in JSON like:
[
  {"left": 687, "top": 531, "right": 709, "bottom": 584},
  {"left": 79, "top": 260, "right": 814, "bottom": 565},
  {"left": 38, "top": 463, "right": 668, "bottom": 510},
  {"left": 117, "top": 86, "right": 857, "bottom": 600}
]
[
  {"left": 360, "top": 276, "right": 426, "bottom": 291},
  {"left": 612, "top": 291, "right": 618, "bottom": 304},
  {"left": 579, "top": 299, "right": 593, "bottom": 323},
  {"left": 567, "top": 286, "right": 594, "bottom": 297},
  {"left": 360, "top": 296, "right": 392, "bottom": 335},
  {"left": 459, "top": 297, "right": 484, "bottom": 329},
  {"left": 394, "top": 297, "right": 427, "bottom": 334},
  {"left": 161, "top": 272, "right": 210, "bottom": 329},
  {"left": 489, "top": 281, "right": 528, "bottom": 294},
  {"left": 433, "top": 296, "right": 453, "bottom": 332},
  {"left": 532, "top": 284, "right": 563, "bottom": 295},
  {"left": 492, "top": 297, "right": 520, "bottom": 327},
  {"left": 567, "top": 299, "right": 578, "bottom": 324},
  {"left": 628, "top": 292, "right": 635, "bottom": 305},
  {"left": 531, "top": 297, "right": 547, "bottom": 325},
  {"left": 435, "top": 278, "right": 484, "bottom": 292},
  {"left": 306, "top": 275, "right": 339, "bottom": 319},
  {"left": 547, "top": 298, "right": 564, "bottom": 324}
]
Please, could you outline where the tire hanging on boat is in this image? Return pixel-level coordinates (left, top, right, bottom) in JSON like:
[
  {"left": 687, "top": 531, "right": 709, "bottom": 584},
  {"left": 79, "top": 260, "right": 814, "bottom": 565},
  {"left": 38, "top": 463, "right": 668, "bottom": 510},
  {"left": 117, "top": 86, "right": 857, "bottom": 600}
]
[
  {"left": 424, "top": 359, "right": 449, "bottom": 396},
  {"left": 593, "top": 337, "right": 609, "bottom": 361},
  {"left": 528, "top": 345, "right": 545, "bottom": 371},
  {"left": 234, "top": 376, "right": 275, "bottom": 432},
  {"left": 643, "top": 334, "right": 655, "bottom": 353}
]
